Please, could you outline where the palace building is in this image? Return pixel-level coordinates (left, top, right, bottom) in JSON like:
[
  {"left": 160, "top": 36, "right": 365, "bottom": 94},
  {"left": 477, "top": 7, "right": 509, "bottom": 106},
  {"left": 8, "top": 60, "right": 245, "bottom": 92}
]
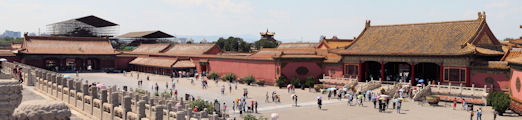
[{"left": 333, "top": 12, "right": 504, "bottom": 87}]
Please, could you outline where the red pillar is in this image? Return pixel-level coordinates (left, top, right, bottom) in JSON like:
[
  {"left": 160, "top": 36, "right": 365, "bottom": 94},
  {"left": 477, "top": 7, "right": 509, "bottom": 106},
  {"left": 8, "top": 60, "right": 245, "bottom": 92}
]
[
  {"left": 380, "top": 61, "right": 384, "bottom": 81},
  {"left": 411, "top": 62, "right": 415, "bottom": 85},
  {"left": 439, "top": 62, "right": 444, "bottom": 83},
  {"left": 466, "top": 67, "right": 470, "bottom": 87},
  {"left": 358, "top": 60, "right": 362, "bottom": 82},
  {"left": 342, "top": 63, "right": 346, "bottom": 77}
]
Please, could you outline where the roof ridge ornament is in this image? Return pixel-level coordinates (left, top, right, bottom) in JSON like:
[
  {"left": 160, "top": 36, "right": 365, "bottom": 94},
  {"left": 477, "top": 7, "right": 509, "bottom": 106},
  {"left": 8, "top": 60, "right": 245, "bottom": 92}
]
[
  {"left": 477, "top": 11, "right": 486, "bottom": 20},
  {"left": 365, "top": 20, "right": 371, "bottom": 28}
]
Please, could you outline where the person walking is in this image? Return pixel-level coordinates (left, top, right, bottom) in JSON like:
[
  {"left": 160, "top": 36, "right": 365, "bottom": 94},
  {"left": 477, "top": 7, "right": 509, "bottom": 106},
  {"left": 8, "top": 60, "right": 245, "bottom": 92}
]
[
  {"left": 254, "top": 101, "right": 258, "bottom": 113},
  {"left": 396, "top": 98, "right": 402, "bottom": 114},
  {"left": 317, "top": 97, "right": 322, "bottom": 109},
  {"left": 328, "top": 91, "right": 332, "bottom": 100},
  {"left": 223, "top": 103, "right": 227, "bottom": 114},
  {"left": 453, "top": 98, "right": 457, "bottom": 110},
  {"left": 372, "top": 94, "right": 377, "bottom": 108},
  {"left": 294, "top": 95, "right": 298, "bottom": 107},
  {"left": 154, "top": 83, "right": 159, "bottom": 92},
  {"left": 165, "top": 81, "right": 169, "bottom": 89},
  {"left": 347, "top": 93, "right": 353, "bottom": 106},
  {"left": 146, "top": 75, "right": 150, "bottom": 81},
  {"left": 462, "top": 98, "right": 467, "bottom": 111},
  {"left": 228, "top": 82, "right": 232, "bottom": 93},
  {"left": 477, "top": 108, "right": 482, "bottom": 120},
  {"left": 265, "top": 92, "right": 269, "bottom": 103},
  {"left": 232, "top": 101, "right": 236, "bottom": 112},
  {"left": 234, "top": 81, "right": 238, "bottom": 90},
  {"left": 172, "top": 81, "right": 176, "bottom": 90},
  {"left": 221, "top": 85, "right": 225, "bottom": 95},
  {"left": 470, "top": 110, "right": 474, "bottom": 120}
]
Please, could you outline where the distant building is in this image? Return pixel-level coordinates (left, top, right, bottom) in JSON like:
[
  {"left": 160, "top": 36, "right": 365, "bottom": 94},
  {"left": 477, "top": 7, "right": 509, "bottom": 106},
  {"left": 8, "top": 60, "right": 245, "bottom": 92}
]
[
  {"left": 47, "top": 15, "right": 119, "bottom": 37},
  {"left": 260, "top": 29, "right": 277, "bottom": 42},
  {"left": 116, "top": 30, "right": 174, "bottom": 46},
  {"left": 0, "top": 30, "right": 21, "bottom": 38}
]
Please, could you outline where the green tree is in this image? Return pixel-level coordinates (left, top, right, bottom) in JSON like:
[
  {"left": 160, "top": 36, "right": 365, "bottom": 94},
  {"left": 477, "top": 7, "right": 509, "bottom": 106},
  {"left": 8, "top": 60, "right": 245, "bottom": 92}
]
[
  {"left": 223, "top": 73, "right": 237, "bottom": 82},
  {"left": 490, "top": 92, "right": 511, "bottom": 115},
  {"left": 503, "top": 38, "right": 514, "bottom": 41},
  {"left": 207, "top": 72, "right": 220, "bottom": 80},
  {"left": 216, "top": 36, "right": 251, "bottom": 52},
  {"left": 276, "top": 75, "right": 288, "bottom": 88},
  {"left": 254, "top": 39, "right": 278, "bottom": 49}
]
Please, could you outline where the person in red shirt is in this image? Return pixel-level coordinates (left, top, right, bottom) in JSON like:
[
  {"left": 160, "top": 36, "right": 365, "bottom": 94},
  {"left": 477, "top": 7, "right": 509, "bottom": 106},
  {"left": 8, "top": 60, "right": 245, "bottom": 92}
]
[
  {"left": 193, "top": 107, "right": 198, "bottom": 112},
  {"left": 453, "top": 98, "right": 457, "bottom": 110}
]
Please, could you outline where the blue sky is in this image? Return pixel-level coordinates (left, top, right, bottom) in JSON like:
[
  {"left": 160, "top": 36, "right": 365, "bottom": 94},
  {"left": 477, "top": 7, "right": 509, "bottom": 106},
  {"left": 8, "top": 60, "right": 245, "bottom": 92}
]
[{"left": 0, "top": 0, "right": 520, "bottom": 42}]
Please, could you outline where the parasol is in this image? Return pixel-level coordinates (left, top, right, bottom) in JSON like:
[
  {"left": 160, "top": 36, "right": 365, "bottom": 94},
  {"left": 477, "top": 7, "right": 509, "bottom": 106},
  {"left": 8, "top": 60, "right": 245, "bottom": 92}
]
[
  {"left": 317, "top": 96, "right": 322, "bottom": 99},
  {"left": 271, "top": 113, "right": 279, "bottom": 120},
  {"left": 96, "top": 84, "right": 107, "bottom": 89}
]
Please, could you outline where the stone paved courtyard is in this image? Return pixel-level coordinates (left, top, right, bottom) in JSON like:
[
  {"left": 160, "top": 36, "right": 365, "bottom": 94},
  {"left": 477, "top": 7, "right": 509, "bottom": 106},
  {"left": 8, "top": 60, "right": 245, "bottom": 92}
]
[{"left": 65, "top": 72, "right": 520, "bottom": 120}]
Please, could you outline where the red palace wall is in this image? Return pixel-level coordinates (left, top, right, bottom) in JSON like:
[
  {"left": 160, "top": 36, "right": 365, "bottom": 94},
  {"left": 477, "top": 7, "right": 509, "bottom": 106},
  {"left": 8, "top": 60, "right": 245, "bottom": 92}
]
[
  {"left": 115, "top": 56, "right": 136, "bottom": 70},
  {"left": 282, "top": 62, "right": 322, "bottom": 81},
  {"left": 510, "top": 68, "right": 522, "bottom": 114},
  {"left": 202, "top": 58, "right": 277, "bottom": 83},
  {"left": 510, "top": 69, "right": 522, "bottom": 102},
  {"left": 323, "top": 64, "right": 343, "bottom": 78},
  {"left": 470, "top": 70, "right": 510, "bottom": 91}
]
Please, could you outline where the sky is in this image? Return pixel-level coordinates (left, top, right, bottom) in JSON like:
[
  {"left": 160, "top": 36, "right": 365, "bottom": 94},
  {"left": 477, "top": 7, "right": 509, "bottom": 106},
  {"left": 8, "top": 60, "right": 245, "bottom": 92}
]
[{"left": 0, "top": 0, "right": 520, "bottom": 42}]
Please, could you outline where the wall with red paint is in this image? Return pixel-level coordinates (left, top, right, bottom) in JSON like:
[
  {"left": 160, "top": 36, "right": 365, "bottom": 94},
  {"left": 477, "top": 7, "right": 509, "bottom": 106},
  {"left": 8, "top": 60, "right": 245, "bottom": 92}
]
[
  {"left": 470, "top": 70, "right": 510, "bottom": 91},
  {"left": 282, "top": 62, "right": 322, "bottom": 81},
  {"left": 510, "top": 69, "right": 522, "bottom": 101},
  {"left": 207, "top": 58, "right": 277, "bottom": 83},
  {"left": 323, "top": 64, "right": 343, "bottom": 78},
  {"left": 115, "top": 56, "right": 136, "bottom": 70},
  {"left": 205, "top": 46, "right": 222, "bottom": 54}
]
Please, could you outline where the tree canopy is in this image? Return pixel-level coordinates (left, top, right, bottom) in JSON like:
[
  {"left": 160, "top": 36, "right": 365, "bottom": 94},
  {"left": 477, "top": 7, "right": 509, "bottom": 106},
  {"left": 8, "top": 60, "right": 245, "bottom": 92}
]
[
  {"left": 216, "top": 36, "right": 251, "bottom": 52},
  {"left": 254, "top": 39, "right": 278, "bottom": 49}
]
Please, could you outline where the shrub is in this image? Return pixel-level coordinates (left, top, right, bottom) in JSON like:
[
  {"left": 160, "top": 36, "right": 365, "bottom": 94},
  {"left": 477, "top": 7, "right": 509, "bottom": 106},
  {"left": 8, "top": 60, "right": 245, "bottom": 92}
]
[
  {"left": 161, "top": 91, "right": 172, "bottom": 98},
  {"left": 207, "top": 72, "right": 220, "bottom": 80},
  {"left": 314, "top": 84, "right": 324, "bottom": 92},
  {"left": 256, "top": 80, "right": 266, "bottom": 86},
  {"left": 243, "top": 114, "right": 267, "bottom": 120},
  {"left": 223, "top": 73, "right": 237, "bottom": 82},
  {"left": 135, "top": 88, "right": 146, "bottom": 94},
  {"left": 242, "top": 75, "right": 255, "bottom": 85},
  {"left": 305, "top": 76, "right": 315, "bottom": 88},
  {"left": 491, "top": 92, "right": 511, "bottom": 115},
  {"left": 487, "top": 91, "right": 502, "bottom": 106},
  {"left": 276, "top": 75, "right": 287, "bottom": 88},
  {"left": 290, "top": 77, "right": 300, "bottom": 87},
  {"left": 189, "top": 99, "right": 213, "bottom": 114}
]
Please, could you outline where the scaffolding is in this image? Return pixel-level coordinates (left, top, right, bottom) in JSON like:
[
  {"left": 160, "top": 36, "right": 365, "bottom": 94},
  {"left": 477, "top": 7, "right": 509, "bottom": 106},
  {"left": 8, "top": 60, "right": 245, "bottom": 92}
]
[{"left": 46, "top": 15, "right": 119, "bottom": 37}]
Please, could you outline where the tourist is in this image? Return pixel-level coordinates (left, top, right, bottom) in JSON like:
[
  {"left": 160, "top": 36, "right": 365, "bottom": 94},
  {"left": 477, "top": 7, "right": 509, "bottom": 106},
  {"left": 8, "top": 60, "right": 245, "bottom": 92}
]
[
  {"left": 392, "top": 97, "right": 398, "bottom": 109},
  {"left": 235, "top": 81, "right": 238, "bottom": 90},
  {"left": 493, "top": 110, "right": 497, "bottom": 120},
  {"left": 146, "top": 75, "right": 149, "bottom": 81},
  {"left": 137, "top": 73, "right": 140, "bottom": 79},
  {"left": 337, "top": 92, "right": 342, "bottom": 101},
  {"left": 328, "top": 91, "right": 332, "bottom": 100},
  {"left": 378, "top": 98, "right": 383, "bottom": 112},
  {"left": 228, "top": 82, "right": 232, "bottom": 93},
  {"left": 165, "top": 81, "right": 168, "bottom": 89},
  {"left": 366, "top": 90, "right": 372, "bottom": 101},
  {"left": 123, "top": 71, "right": 126, "bottom": 76},
  {"left": 462, "top": 98, "right": 467, "bottom": 111},
  {"left": 172, "top": 81, "right": 176, "bottom": 90},
  {"left": 254, "top": 101, "right": 258, "bottom": 113},
  {"left": 453, "top": 98, "right": 457, "bottom": 110},
  {"left": 174, "top": 89, "right": 178, "bottom": 99},
  {"left": 396, "top": 98, "right": 402, "bottom": 114},
  {"left": 386, "top": 96, "right": 390, "bottom": 109},
  {"left": 470, "top": 110, "right": 474, "bottom": 120},
  {"left": 371, "top": 94, "right": 377, "bottom": 108},
  {"left": 265, "top": 92, "right": 269, "bottom": 103},
  {"left": 223, "top": 103, "right": 227, "bottom": 114},
  {"left": 317, "top": 97, "right": 322, "bottom": 110},
  {"left": 221, "top": 85, "right": 225, "bottom": 94},
  {"left": 232, "top": 100, "right": 236, "bottom": 112},
  {"left": 477, "top": 108, "right": 482, "bottom": 120},
  {"left": 76, "top": 69, "right": 79, "bottom": 77},
  {"left": 358, "top": 93, "right": 364, "bottom": 106},
  {"left": 294, "top": 95, "right": 298, "bottom": 106},
  {"left": 347, "top": 93, "right": 353, "bottom": 106},
  {"left": 154, "top": 83, "right": 159, "bottom": 92},
  {"left": 17, "top": 68, "right": 23, "bottom": 83}
]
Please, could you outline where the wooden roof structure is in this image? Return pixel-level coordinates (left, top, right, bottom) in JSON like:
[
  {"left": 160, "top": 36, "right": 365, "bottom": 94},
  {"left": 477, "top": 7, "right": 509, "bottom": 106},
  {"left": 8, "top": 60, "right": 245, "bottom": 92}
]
[
  {"left": 127, "top": 43, "right": 171, "bottom": 55},
  {"left": 129, "top": 57, "right": 177, "bottom": 68},
  {"left": 160, "top": 44, "right": 218, "bottom": 56},
  {"left": 336, "top": 12, "right": 503, "bottom": 56},
  {"left": 317, "top": 36, "right": 353, "bottom": 49},
  {"left": 19, "top": 35, "right": 116, "bottom": 55},
  {"left": 277, "top": 43, "right": 319, "bottom": 49},
  {"left": 117, "top": 31, "right": 174, "bottom": 38}
]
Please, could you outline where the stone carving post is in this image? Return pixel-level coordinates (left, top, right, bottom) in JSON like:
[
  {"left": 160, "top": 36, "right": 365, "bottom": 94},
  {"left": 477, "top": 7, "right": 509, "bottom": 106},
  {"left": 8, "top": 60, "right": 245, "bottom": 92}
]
[
  {"left": 122, "top": 96, "right": 132, "bottom": 120},
  {"left": 154, "top": 105, "right": 164, "bottom": 120},
  {"left": 137, "top": 100, "right": 146, "bottom": 119},
  {"left": 101, "top": 89, "right": 108, "bottom": 103},
  {"left": 175, "top": 111, "right": 186, "bottom": 120}
]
